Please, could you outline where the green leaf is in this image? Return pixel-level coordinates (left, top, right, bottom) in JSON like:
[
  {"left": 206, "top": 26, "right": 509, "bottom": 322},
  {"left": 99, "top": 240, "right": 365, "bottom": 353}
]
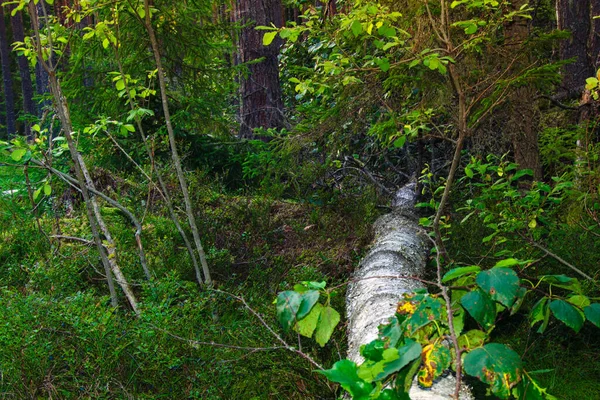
[
  {"left": 442, "top": 265, "right": 480, "bottom": 283},
  {"left": 351, "top": 20, "right": 363, "bottom": 37},
  {"left": 530, "top": 297, "right": 548, "bottom": 328},
  {"left": 405, "top": 296, "right": 444, "bottom": 334},
  {"left": 360, "top": 339, "right": 386, "bottom": 362},
  {"left": 11, "top": 148, "right": 27, "bottom": 162},
  {"left": 461, "top": 289, "right": 497, "bottom": 328},
  {"left": 375, "top": 340, "right": 422, "bottom": 381},
  {"left": 393, "top": 135, "right": 406, "bottom": 148},
  {"left": 549, "top": 299, "right": 584, "bottom": 333},
  {"left": 465, "top": 166, "right": 474, "bottom": 178},
  {"left": 276, "top": 291, "right": 302, "bottom": 332},
  {"left": 464, "top": 343, "right": 523, "bottom": 398},
  {"left": 263, "top": 31, "right": 278, "bottom": 46},
  {"left": 458, "top": 329, "right": 487, "bottom": 351},
  {"left": 584, "top": 303, "right": 600, "bottom": 328},
  {"left": 585, "top": 77, "right": 599, "bottom": 90},
  {"left": 115, "top": 79, "right": 125, "bottom": 91},
  {"left": 395, "top": 359, "right": 421, "bottom": 398},
  {"left": 295, "top": 302, "right": 322, "bottom": 338},
  {"left": 43, "top": 184, "right": 52, "bottom": 196},
  {"left": 314, "top": 306, "right": 340, "bottom": 346},
  {"left": 567, "top": 295, "right": 590, "bottom": 309},
  {"left": 318, "top": 360, "right": 373, "bottom": 398},
  {"left": 476, "top": 268, "right": 521, "bottom": 307},
  {"left": 493, "top": 258, "right": 520, "bottom": 268},
  {"left": 33, "top": 187, "right": 42, "bottom": 201},
  {"left": 379, "top": 316, "right": 402, "bottom": 347},
  {"left": 297, "top": 290, "right": 320, "bottom": 320}
]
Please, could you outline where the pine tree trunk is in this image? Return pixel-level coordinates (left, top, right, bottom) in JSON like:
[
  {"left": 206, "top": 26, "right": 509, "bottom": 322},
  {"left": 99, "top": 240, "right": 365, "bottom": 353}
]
[
  {"left": 9, "top": 4, "right": 36, "bottom": 139},
  {"left": 235, "top": 0, "right": 284, "bottom": 138},
  {"left": 556, "top": 0, "right": 594, "bottom": 97},
  {"left": 0, "top": 3, "right": 16, "bottom": 136}
]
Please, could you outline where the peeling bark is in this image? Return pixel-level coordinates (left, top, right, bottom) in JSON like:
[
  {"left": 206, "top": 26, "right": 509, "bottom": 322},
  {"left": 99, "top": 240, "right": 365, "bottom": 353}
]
[{"left": 346, "top": 184, "right": 473, "bottom": 399}]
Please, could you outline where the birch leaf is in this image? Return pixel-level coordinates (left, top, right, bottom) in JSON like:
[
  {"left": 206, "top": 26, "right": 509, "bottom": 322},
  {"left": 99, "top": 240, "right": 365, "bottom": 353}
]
[{"left": 314, "top": 306, "right": 340, "bottom": 346}]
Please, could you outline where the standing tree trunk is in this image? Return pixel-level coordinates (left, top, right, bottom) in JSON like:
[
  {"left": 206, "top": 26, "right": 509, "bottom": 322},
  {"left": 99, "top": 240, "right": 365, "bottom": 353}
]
[
  {"left": 505, "top": 0, "right": 542, "bottom": 179},
  {"left": 234, "top": 0, "right": 284, "bottom": 138},
  {"left": 9, "top": 3, "right": 36, "bottom": 139},
  {"left": 346, "top": 184, "right": 473, "bottom": 399},
  {"left": 556, "top": 0, "right": 595, "bottom": 97},
  {"left": 0, "top": 2, "right": 16, "bottom": 136},
  {"left": 34, "top": 0, "right": 50, "bottom": 116}
]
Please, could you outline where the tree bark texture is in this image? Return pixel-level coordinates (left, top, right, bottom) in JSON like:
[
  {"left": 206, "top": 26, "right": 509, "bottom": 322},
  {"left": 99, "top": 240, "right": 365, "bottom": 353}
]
[
  {"left": 234, "top": 0, "right": 284, "bottom": 138},
  {"left": 346, "top": 184, "right": 473, "bottom": 399},
  {"left": 505, "top": 0, "right": 543, "bottom": 180},
  {"left": 556, "top": 0, "right": 600, "bottom": 96},
  {"left": 9, "top": 4, "right": 36, "bottom": 139},
  {"left": 0, "top": 2, "right": 16, "bottom": 136}
]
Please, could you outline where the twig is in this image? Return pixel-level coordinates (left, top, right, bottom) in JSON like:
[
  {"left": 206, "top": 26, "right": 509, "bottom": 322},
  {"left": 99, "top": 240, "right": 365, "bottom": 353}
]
[
  {"left": 211, "top": 289, "right": 324, "bottom": 370},
  {"left": 521, "top": 235, "right": 594, "bottom": 281}
]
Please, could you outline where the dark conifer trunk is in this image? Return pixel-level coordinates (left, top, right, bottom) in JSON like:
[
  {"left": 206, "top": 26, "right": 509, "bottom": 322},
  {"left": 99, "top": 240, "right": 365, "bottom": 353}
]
[
  {"left": 0, "top": 3, "right": 16, "bottom": 136},
  {"left": 556, "top": 0, "right": 595, "bottom": 97},
  {"left": 234, "top": 0, "right": 284, "bottom": 139},
  {"left": 34, "top": 1, "right": 50, "bottom": 115},
  {"left": 9, "top": 4, "right": 36, "bottom": 139}
]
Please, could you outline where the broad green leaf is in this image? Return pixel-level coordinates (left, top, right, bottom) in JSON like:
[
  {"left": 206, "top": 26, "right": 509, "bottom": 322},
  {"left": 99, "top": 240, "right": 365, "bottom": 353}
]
[
  {"left": 43, "top": 184, "right": 51, "bottom": 196},
  {"left": 405, "top": 296, "right": 444, "bottom": 334},
  {"left": 584, "top": 303, "right": 600, "bottom": 328},
  {"left": 379, "top": 316, "right": 402, "bottom": 347},
  {"left": 418, "top": 343, "right": 451, "bottom": 387},
  {"left": 549, "top": 299, "right": 584, "bottom": 333},
  {"left": 11, "top": 148, "right": 27, "bottom": 162},
  {"left": 295, "top": 302, "right": 322, "bottom": 338},
  {"left": 314, "top": 306, "right": 340, "bottom": 346},
  {"left": 33, "top": 187, "right": 42, "bottom": 201},
  {"left": 567, "top": 295, "right": 590, "bottom": 309},
  {"left": 476, "top": 268, "right": 521, "bottom": 307},
  {"left": 297, "top": 290, "right": 320, "bottom": 320},
  {"left": 375, "top": 340, "right": 422, "bottom": 381},
  {"left": 276, "top": 291, "right": 302, "bottom": 332},
  {"left": 442, "top": 265, "right": 480, "bottom": 283},
  {"left": 263, "top": 31, "right": 278, "bottom": 46},
  {"left": 351, "top": 20, "right": 363, "bottom": 37},
  {"left": 458, "top": 329, "right": 486, "bottom": 351},
  {"left": 318, "top": 360, "right": 372, "bottom": 398},
  {"left": 461, "top": 289, "right": 497, "bottom": 329},
  {"left": 464, "top": 343, "right": 523, "bottom": 398}
]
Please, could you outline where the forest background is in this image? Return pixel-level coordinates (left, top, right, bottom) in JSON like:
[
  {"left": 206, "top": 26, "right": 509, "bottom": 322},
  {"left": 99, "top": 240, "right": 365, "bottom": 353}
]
[{"left": 0, "top": 0, "right": 599, "bottom": 399}]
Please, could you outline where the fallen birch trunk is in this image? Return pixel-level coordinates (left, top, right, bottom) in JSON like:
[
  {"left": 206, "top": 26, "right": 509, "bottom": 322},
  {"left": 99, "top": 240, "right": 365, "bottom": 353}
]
[{"left": 346, "top": 184, "right": 473, "bottom": 399}]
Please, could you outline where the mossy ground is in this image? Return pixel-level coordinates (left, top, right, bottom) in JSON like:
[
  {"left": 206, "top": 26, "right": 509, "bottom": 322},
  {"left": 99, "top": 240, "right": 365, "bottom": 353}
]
[{"left": 0, "top": 157, "right": 378, "bottom": 399}]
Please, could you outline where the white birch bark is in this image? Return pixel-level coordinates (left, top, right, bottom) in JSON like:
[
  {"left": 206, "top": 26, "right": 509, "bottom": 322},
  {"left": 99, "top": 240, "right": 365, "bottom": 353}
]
[{"left": 346, "top": 184, "right": 473, "bottom": 400}]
